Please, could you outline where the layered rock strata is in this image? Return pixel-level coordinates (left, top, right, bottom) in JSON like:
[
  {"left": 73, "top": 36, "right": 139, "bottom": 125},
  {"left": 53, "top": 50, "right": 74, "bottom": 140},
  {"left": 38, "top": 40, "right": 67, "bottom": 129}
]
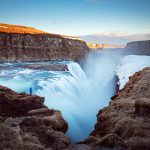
[
  {"left": 126, "top": 40, "right": 150, "bottom": 55},
  {"left": 0, "top": 23, "right": 90, "bottom": 62}
]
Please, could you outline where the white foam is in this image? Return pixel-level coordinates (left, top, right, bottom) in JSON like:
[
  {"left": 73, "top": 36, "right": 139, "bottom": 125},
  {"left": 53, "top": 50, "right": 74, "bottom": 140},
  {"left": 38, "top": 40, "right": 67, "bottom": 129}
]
[{"left": 116, "top": 55, "right": 150, "bottom": 89}]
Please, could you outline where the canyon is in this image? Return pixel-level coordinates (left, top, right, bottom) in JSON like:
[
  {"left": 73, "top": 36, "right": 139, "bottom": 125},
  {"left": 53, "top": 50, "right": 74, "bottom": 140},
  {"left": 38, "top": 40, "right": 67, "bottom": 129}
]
[
  {"left": 0, "top": 23, "right": 150, "bottom": 150},
  {"left": 0, "top": 67, "right": 150, "bottom": 150},
  {"left": 78, "top": 67, "right": 150, "bottom": 150}
]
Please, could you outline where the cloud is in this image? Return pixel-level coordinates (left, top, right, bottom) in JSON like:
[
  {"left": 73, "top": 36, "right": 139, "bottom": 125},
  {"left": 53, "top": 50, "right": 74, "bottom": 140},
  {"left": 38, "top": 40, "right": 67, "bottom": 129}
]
[
  {"left": 94, "top": 32, "right": 127, "bottom": 37},
  {"left": 79, "top": 33, "right": 150, "bottom": 45}
]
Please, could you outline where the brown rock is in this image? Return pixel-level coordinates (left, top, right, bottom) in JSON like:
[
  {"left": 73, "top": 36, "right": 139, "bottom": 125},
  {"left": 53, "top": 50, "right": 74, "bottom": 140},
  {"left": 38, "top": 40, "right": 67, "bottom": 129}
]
[
  {"left": 0, "top": 85, "right": 70, "bottom": 149},
  {"left": 0, "top": 85, "right": 45, "bottom": 117},
  {"left": 81, "top": 67, "right": 150, "bottom": 150},
  {"left": 28, "top": 108, "right": 59, "bottom": 116},
  {"left": 45, "top": 129, "right": 70, "bottom": 150},
  {"left": 134, "top": 98, "right": 150, "bottom": 115},
  {"left": 0, "top": 123, "right": 45, "bottom": 150},
  {"left": 0, "top": 23, "right": 90, "bottom": 63},
  {"left": 71, "top": 144, "right": 92, "bottom": 150},
  {"left": 95, "top": 134, "right": 126, "bottom": 148}
]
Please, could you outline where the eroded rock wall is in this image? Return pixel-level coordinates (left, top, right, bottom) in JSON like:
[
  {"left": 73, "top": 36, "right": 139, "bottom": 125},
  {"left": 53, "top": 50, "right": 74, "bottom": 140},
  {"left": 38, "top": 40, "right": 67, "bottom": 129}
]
[
  {"left": 79, "top": 67, "right": 150, "bottom": 150},
  {"left": 0, "top": 85, "right": 70, "bottom": 150},
  {"left": 0, "top": 29, "right": 90, "bottom": 62},
  {"left": 126, "top": 40, "right": 150, "bottom": 55}
]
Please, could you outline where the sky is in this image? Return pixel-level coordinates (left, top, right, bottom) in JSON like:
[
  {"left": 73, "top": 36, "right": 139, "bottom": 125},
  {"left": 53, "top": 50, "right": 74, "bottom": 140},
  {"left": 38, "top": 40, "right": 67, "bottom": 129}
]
[{"left": 0, "top": 0, "right": 150, "bottom": 42}]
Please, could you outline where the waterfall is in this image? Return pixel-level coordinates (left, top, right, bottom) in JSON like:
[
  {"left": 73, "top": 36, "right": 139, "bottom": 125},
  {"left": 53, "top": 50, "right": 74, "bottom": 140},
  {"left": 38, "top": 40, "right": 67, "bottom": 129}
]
[
  {"left": 35, "top": 49, "right": 124, "bottom": 142},
  {"left": 0, "top": 48, "right": 125, "bottom": 143}
]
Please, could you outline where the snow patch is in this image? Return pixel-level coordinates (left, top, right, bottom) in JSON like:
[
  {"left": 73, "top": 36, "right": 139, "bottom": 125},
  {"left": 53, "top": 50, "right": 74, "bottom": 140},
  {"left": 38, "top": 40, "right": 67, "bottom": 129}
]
[{"left": 116, "top": 55, "right": 150, "bottom": 90}]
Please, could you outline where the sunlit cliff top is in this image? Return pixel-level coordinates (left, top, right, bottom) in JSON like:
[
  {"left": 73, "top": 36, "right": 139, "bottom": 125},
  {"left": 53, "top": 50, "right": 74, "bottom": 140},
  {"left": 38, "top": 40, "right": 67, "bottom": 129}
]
[
  {"left": 0, "top": 23, "right": 47, "bottom": 34},
  {"left": 0, "top": 23, "right": 82, "bottom": 41}
]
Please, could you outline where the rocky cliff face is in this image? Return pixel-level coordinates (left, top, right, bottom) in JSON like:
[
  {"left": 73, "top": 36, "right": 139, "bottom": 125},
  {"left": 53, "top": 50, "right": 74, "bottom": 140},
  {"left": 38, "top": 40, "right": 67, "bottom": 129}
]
[
  {"left": 79, "top": 67, "right": 150, "bottom": 150},
  {"left": 0, "top": 23, "right": 90, "bottom": 62},
  {"left": 0, "top": 85, "right": 70, "bottom": 150},
  {"left": 126, "top": 40, "right": 150, "bottom": 55}
]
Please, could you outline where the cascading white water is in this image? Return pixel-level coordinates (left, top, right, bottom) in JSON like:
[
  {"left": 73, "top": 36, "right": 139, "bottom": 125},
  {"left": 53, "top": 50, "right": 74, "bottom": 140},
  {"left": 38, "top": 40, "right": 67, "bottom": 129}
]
[{"left": 0, "top": 48, "right": 125, "bottom": 143}]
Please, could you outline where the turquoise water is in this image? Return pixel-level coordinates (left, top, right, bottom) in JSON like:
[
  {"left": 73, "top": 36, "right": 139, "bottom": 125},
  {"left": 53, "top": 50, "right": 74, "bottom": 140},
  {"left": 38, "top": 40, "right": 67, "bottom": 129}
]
[{"left": 0, "top": 49, "right": 124, "bottom": 142}]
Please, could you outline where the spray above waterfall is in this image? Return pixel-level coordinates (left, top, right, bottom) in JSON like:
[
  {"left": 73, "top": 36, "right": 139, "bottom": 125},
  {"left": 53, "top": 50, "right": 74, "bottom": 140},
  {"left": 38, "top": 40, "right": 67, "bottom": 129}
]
[{"left": 0, "top": 48, "right": 125, "bottom": 142}]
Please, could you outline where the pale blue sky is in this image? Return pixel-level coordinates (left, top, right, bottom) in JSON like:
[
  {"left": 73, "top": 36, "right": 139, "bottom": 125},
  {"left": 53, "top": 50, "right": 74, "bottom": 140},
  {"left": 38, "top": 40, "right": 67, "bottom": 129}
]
[{"left": 0, "top": 0, "right": 150, "bottom": 36}]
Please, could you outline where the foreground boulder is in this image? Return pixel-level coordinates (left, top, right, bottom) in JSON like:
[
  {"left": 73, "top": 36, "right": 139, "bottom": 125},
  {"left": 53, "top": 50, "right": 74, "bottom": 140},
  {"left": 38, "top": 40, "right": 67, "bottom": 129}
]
[
  {"left": 0, "top": 85, "right": 45, "bottom": 117},
  {"left": 0, "top": 85, "right": 70, "bottom": 150},
  {"left": 79, "top": 67, "right": 150, "bottom": 150}
]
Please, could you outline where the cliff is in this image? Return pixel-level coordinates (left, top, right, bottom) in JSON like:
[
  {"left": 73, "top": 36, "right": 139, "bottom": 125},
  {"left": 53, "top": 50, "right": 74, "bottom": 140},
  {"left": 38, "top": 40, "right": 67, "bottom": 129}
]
[
  {"left": 0, "top": 23, "right": 90, "bottom": 62},
  {"left": 0, "top": 85, "right": 70, "bottom": 150},
  {"left": 78, "top": 67, "right": 150, "bottom": 150},
  {"left": 126, "top": 40, "right": 150, "bottom": 55}
]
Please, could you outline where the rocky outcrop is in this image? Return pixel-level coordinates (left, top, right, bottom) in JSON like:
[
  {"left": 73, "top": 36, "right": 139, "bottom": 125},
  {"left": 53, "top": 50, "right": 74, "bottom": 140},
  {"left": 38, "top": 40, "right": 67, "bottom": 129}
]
[
  {"left": 126, "top": 40, "right": 150, "bottom": 55},
  {"left": 0, "top": 85, "right": 70, "bottom": 150},
  {"left": 0, "top": 23, "right": 90, "bottom": 62},
  {"left": 79, "top": 67, "right": 150, "bottom": 150}
]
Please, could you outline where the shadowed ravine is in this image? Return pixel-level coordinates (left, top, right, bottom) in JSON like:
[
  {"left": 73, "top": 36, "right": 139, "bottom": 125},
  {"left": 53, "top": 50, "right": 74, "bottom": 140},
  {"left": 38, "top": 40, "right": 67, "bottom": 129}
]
[{"left": 0, "top": 48, "right": 126, "bottom": 143}]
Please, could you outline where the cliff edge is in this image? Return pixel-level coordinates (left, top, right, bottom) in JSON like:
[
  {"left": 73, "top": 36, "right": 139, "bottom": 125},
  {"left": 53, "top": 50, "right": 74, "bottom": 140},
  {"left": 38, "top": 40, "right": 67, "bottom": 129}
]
[
  {"left": 79, "top": 67, "right": 150, "bottom": 150},
  {"left": 126, "top": 40, "right": 150, "bottom": 55},
  {"left": 0, "top": 23, "right": 90, "bottom": 62},
  {"left": 0, "top": 85, "right": 70, "bottom": 150}
]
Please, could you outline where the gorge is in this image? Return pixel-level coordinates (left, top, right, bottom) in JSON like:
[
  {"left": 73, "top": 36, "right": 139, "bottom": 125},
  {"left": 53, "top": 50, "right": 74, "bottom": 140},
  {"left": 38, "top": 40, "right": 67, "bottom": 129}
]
[
  {"left": 0, "top": 23, "right": 150, "bottom": 150},
  {"left": 0, "top": 48, "right": 125, "bottom": 143}
]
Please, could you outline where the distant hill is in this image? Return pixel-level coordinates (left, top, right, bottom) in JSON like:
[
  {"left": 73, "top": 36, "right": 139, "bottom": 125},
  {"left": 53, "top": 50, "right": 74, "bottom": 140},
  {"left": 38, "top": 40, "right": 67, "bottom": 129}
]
[{"left": 79, "top": 33, "right": 150, "bottom": 45}]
